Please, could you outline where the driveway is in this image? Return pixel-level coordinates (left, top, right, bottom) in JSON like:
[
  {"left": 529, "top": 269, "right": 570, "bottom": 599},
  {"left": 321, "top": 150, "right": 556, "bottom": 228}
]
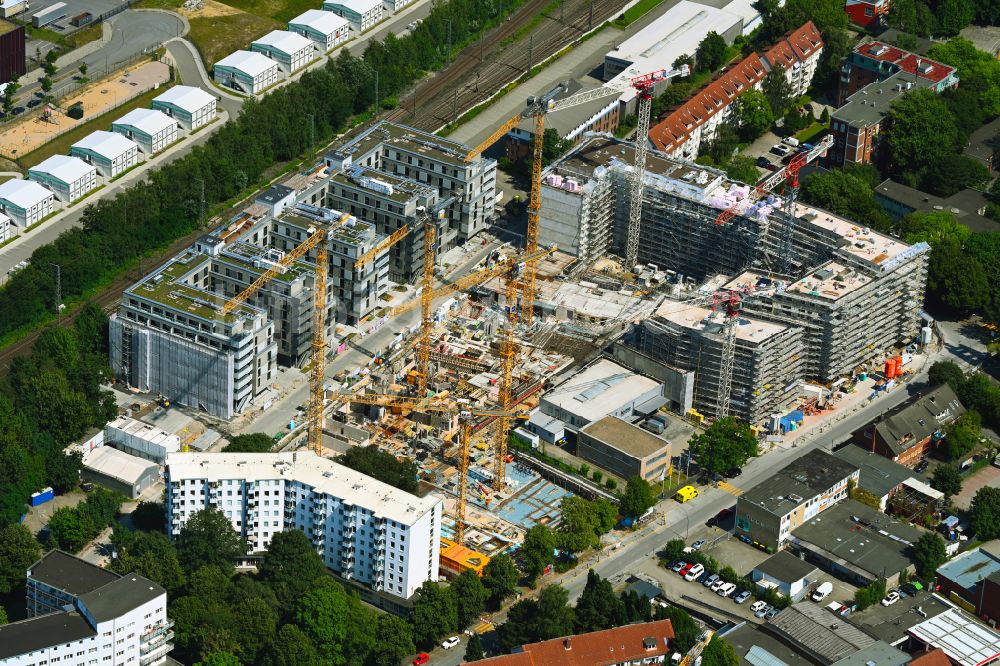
[{"left": 953, "top": 464, "right": 1000, "bottom": 510}]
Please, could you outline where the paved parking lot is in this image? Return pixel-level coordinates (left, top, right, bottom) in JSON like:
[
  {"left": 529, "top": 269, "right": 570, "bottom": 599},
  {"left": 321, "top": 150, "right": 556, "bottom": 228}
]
[{"left": 954, "top": 464, "right": 1000, "bottom": 510}]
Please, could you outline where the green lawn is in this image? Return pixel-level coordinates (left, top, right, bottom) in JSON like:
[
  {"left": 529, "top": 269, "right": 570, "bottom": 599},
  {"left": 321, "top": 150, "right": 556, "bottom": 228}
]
[
  {"left": 217, "top": 0, "right": 322, "bottom": 22},
  {"left": 19, "top": 85, "right": 174, "bottom": 168},
  {"left": 612, "top": 0, "right": 665, "bottom": 28},
  {"left": 187, "top": 12, "right": 280, "bottom": 67},
  {"left": 795, "top": 122, "right": 829, "bottom": 144}
]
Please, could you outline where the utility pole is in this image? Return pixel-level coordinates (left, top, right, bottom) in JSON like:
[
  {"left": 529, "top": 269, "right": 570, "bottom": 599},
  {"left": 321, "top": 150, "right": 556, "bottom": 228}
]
[
  {"left": 527, "top": 34, "right": 533, "bottom": 74},
  {"left": 589, "top": 0, "right": 594, "bottom": 29},
  {"left": 453, "top": 89, "right": 458, "bottom": 122},
  {"left": 447, "top": 19, "right": 452, "bottom": 61},
  {"left": 51, "top": 263, "right": 61, "bottom": 320},
  {"left": 374, "top": 70, "right": 379, "bottom": 114}
]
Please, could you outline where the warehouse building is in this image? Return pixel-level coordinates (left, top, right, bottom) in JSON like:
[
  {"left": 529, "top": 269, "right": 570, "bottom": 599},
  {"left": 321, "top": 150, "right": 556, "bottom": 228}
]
[
  {"left": 736, "top": 449, "right": 859, "bottom": 551},
  {"left": 577, "top": 415, "right": 671, "bottom": 483},
  {"left": 764, "top": 601, "right": 877, "bottom": 664},
  {"left": 166, "top": 451, "right": 443, "bottom": 609},
  {"left": 288, "top": 9, "right": 349, "bottom": 51},
  {"left": 2, "top": 551, "right": 172, "bottom": 666},
  {"left": 27, "top": 155, "right": 97, "bottom": 203},
  {"left": 70, "top": 131, "right": 140, "bottom": 178},
  {"left": 151, "top": 85, "right": 217, "bottom": 131},
  {"left": 214, "top": 50, "right": 280, "bottom": 95},
  {"left": 81, "top": 446, "right": 160, "bottom": 499},
  {"left": 251, "top": 30, "right": 315, "bottom": 73},
  {"left": 111, "top": 108, "right": 179, "bottom": 155},
  {"left": 906, "top": 608, "right": 1000, "bottom": 666},
  {"left": 104, "top": 415, "right": 180, "bottom": 463},
  {"left": 750, "top": 550, "right": 819, "bottom": 601},
  {"left": 326, "top": 121, "right": 497, "bottom": 252},
  {"left": 322, "top": 0, "right": 382, "bottom": 32},
  {"left": 935, "top": 543, "right": 1000, "bottom": 621},
  {"left": 0, "top": 178, "right": 54, "bottom": 228}
]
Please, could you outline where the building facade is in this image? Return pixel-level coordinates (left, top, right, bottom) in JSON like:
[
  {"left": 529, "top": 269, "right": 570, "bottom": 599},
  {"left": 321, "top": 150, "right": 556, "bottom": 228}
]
[
  {"left": 761, "top": 21, "right": 824, "bottom": 98},
  {"left": 288, "top": 9, "right": 350, "bottom": 51},
  {"left": 934, "top": 544, "right": 1000, "bottom": 622},
  {"left": 0, "top": 178, "right": 54, "bottom": 228},
  {"left": 577, "top": 416, "right": 671, "bottom": 483},
  {"left": 251, "top": 30, "right": 315, "bottom": 73},
  {"left": 27, "top": 155, "right": 97, "bottom": 203},
  {"left": 165, "top": 451, "right": 443, "bottom": 602},
  {"left": 845, "top": 0, "right": 891, "bottom": 28},
  {"left": 70, "top": 131, "right": 140, "bottom": 178},
  {"left": 214, "top": 51, "right": 280, "bottom": 95},
  {"left": 837, "top": 41, "right": 958, "bottom": 105},
  {"left": 0, "top": 20, "right": 25, "bottom": 82},
  {"left": 112, "top": 109, "right": 178, "bottom": 155},
  {"left": 151, "top": 85, "right": 217, "bottom": 131},
  {"left": 322, "top": 0, "right": 382, "bottom": 32}
]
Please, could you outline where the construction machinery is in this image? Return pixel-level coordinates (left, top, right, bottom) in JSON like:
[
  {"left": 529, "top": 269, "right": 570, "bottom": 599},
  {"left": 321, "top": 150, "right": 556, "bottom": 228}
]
[
  {"left": 336, "top": 392, "right": 528, "bottom": 543},
  {"left": 678, "top": 630, "right": 715, "bottom": 666},
  {"left": 222, "top": 212, "right": 351, "bottom": 456}
]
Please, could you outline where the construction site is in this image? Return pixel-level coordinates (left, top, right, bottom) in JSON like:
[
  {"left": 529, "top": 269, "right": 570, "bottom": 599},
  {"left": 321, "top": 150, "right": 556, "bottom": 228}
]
[{"left": 108, "top": 63, "right": 932, "bottom": 576}]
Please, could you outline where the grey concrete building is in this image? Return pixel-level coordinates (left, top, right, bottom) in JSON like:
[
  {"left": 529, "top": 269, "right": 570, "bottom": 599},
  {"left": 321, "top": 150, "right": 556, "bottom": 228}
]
[
  {"left": 577, "top": 416, "right": 671, "bottom": 482},
  {"left": 81, "top": 446, "right": 160, "bottom": 499}
]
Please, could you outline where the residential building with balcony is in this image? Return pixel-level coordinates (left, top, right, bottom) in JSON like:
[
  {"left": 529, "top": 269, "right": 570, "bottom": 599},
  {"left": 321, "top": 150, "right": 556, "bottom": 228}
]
[{"left": 837, "top": 41, "right": 958, "bottom": 105}]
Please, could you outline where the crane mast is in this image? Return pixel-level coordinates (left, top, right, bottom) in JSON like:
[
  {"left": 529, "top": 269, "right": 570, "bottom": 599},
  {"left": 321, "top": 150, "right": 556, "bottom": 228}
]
[
  {"left": 624, "top": 78, "right": 654, "bottom": 271},
  {"left": 492, "top": 277, "right": 520, "bottom": 491},
  {"left": 308, "top": 245, "right": 328, "bottom": 455},
  {"left": 416, "top": 220, "right": 436, "bottom": 396}
]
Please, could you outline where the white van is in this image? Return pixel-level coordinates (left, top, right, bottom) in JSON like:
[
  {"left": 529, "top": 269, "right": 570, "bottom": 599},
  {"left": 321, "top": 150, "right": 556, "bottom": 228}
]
[
  {"left": 812, "top": 581, "right": 833, "bottom": 602},
  {"left": 685, "top": 563, "right": 705, "bottom": 581},
  {"left": 783, "top": 137, "right": 800, "bottom": 147}
]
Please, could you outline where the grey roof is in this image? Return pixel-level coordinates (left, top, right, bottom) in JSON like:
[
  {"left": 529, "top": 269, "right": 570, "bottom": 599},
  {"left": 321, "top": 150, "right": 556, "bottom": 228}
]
[
  {"left": 935, "top": 547, "right": 1000, "bottom": 592},
  {"left": 791, "top": 500, "right": 923, "bottom": 580},
  {"left": 873, "top": 179, "right": 1000, "bottom": 233},
  {"left": 256, "top": 184, "right": 294, "bottom": 204},
  {"left": 754, "top": 551, "right": 819, "bottom": 583},
  {"left": 77, "top": 574, "right": 165, "bottom": 622},
  {"left": 626, "top": 577, "right": 664, "bottom": 601},
  {"left": 964, "top": 115, "right": 1000, "bottom": 163},
  {"left": 0, "top": 611, "right": 95, "bottom": 659},
  {"left": 515, "top": 79, "right": 619, "bottom": 138},
  {"left": 830, "top": 641, "right": 910, "bottom": 666},
  {"left": 764, "top": 601, "right": 877, "bottom": 664},
  {"left": 833, "top": 71, "right": 933, "bottom": 128},
  {"left": 581, "top": 416, "right": 669, "bottom": 459},
  {"left": 874, "top": 30, "right": 933, "bottom": 55},
  {"left": 741, "top": 450, "right": 859, "bottom": 516},
  {"left": 864, "top": 385, "right": 965, "bottom": 456},
  {"left": 845, "top": 589, "right": 951, "bottom": 645},
  {"left": 834, "top": 446, "right": 914, "bottom": 498},
  {"left": 721, "top": 622, "right": 818, "bottom": 666},
  {"left": 27, "top": 549, "right": 121, "bottom": 595}
]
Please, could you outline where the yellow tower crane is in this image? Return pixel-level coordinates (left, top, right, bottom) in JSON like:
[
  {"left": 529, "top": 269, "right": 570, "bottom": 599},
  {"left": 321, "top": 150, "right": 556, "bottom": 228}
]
[{"left": 336, "top": 392, "right": 527, "bottom": 544}]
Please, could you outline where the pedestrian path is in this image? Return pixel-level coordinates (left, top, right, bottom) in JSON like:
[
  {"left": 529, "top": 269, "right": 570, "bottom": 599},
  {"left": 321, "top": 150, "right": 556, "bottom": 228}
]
[{"left": 717, "top": 481, "right": 743, "bottom": 496}]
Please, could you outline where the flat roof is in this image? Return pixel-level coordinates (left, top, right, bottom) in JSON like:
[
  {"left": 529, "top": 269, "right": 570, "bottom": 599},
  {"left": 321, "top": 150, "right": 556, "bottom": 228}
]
[
  {"left": 83, "top": 446, "right": 158, "bottom": 485},
  {"left": 256, "top": 183, "right": 294, "bottom": 204},
  {"left": 0, "top": 611, "right": 95, "bottom": 660},
  {"left": 541, "top": 359, "right": 661, "bottom": 421},
  {"left": 328, "top": 165, "right": 434, "bottom": 204},
  {"left": 333, "top": 121, "right": 477, "bottom": 168},
  {"left": 580, "top": 415, "right": 669, "bottom": 459},
  {"left": 784, "top": 261, "right": 872, "bottom": 301},
  {"left": 0, "top": 178, "right": 53, "bottom": 208},
  {"left": 166, "top": 450, "right": 441, "bottom": 526},
  {"left": 152, "top": 84, "right": 216, "bottom": 113},
  {"left": 834, "top": 445, "right": 914, "bottom": 498},
  {"left": 77, "top": 573, "right": 165, "bottom": 622},
  {"left": 28, "top": 155, "right": 94, "bottom": 184},
  {"left": 721, "top": 622, "right": 817, "bottom": 666},
  {"left": 289, "top": 9, "right": 349, "bottom": 33},
  {"left": 833, "top": 71, "right": 934, "bottom": 127},
  {"left": 830, "top": 641, "right": 910, "bottom": 666},
  {"left": 792, "top": 499, "right": 923, "bottom": 579},
  {"left": 324, "top": 0, "right": 381, "bottom": 12},
  {"left": 907, "top": 608, "right": 1000, "bottom": 666},
  {"left": 253, "top": 29, "right": 313, "bottom": 55},
  {"left": 113, "top": 108, "right": 176, "bottom": 136},
  {"left": 846, "top": 590, "right": 952, "bottom": 645},
  {"left": 754, "top": 550, "right": 818, "bottom": 583},
  {"left": 741, "top": 450, "right": 858, "bottom": 515},
  {"left": 794, "top": 202, "right": 921, "bottom": 268},
  {"left": 765, "top": 601, "right": 877, "bottom": 663},
  {"left": 936, "top": 547, "right": 1000, "bottom": 593},
  {"left": 216, "top": 50, "right": 279, "bottom": 76},
  {"left": 853, "top": 42, "right": 957, "bottom": 85},
  {"left": 106, "top": 416, "right": 180, "bottom": 450},
  {"left": 71, "top": 130, "right": 138, "bottom": 160},
  {"left": 27, "top": 549, "right": 121, "bottom": 596},
  {"left": 654, "top": 298, "right": 791, "bottom": 343}
]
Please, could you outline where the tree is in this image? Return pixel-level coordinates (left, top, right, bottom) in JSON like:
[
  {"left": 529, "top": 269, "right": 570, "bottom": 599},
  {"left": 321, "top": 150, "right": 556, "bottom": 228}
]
[
  {"left": 176, "top": 509, "right": 246, "bottom": 574},
  {"left": 925, "top": 154, "right": 989, "bottom": 197},
  {"left": 529, "top": 128, "right": 572, "bottom": 167},
  {"left": 912, "top": 532, "right": 948, "bottom": 578},
  {"left": 970, "top": 487, "right": 1000, "bottom": 540},
  {"left": 762, "top": 68, "right": 793, "bottom": 117},
  {"left": 702, "top": 124, "right": 739, "bottom": 164},
  {"left": 574, "top": 570, "right": 624, "bottom": 632},
  {"left": 261, "top": 625, "right": 321, "bottom": 666},
  {"left": 108, "top": 529, "right": 185, "bottom": 594},
  {"left": 452, "top": 569, "right": 489, "bottom": 628},
  {"left": 293, "top": 577, "right": 366, "bottom": 664},
  {"left": 943, "top": 412, "right": 980, "bottom": 461},
  {"left": 558, "top": 496, "right": 603, "bottom": 552},
  {"left": 40, "top": 77, "right": 52, "bottom": 93},
  {"left": 371, "top": 614, "right": 416, "bottom": 666},
  {"left": 464, "top": 633, "right": 485, "bottom": 662},
  {"left": 937, "top": 0, "right": 974, "bottom": 36},
  {"left": 130, "top": 500, "right": 166, "bottom": 532},
  {"left": 853, "top": 577, "right": 887, "bottom": 610},
  {"left": 733, "top": 90, "right": 774, "bottom": 141},
  {"left": 687, "top": 417, "right": 758, "bottom": 475},
  {"left": 78, "top": 62, "right": 88, "bottom": 79},
  {"left": 500, "top": 598, "right": 540, "bottom": 650},
  {"left": 701, "top": 637, "right": 739, "bottom": 666},
  {"left": 0, "top": 523, "right": 41, "bottom": 593},
  {"left": 931, "top": 464, "right": 963, "bottom": 501},
  {"left": 800, "top": 168, "right": 893, "bottom": 231},
  {"left": 820, "top": 107, "right": 830, "bottom": 124},
  {"left": 411, "top": 581, "right": 458, "bottom": 647},
  {"left": 696, "top": 32, "right": 728, "bottom": 72},
  {"left": 258, "top": 529, "right": 326, "bottom": 606},
  {"left": 888, "top": 90, "right": 960, "bottom": 186},
  {"left": 2, "top": 79, "right": 17, "bottom": 115},
  {"left": 482, "top": 553, "right": 519, "bottom": 607},
  {"left": 224, "top": 433, "right": 274, "bottom": 453},
  {"left": 621, "top": 476, "right": 657, "bottom": 519},
  {"left": 725, "top": 154, "right": 760, "bottom": 185},
  {"left": 336, "top": 445, "right": 418, "bottom": 493},
  {"left": 653, "top": 605, "right": 699, "bottom": 652},
  {"left": 929, "top": 361, "right": 965, "bottom": 391},
  {"left": 888, "top": 0, "right": 937, "bottom": 36},
  {"left": 521, "top": 524, "right": 556, "bottom": 585},
  {"left": 48, "top": 506, "right": 94, "bottom": 552},
  {"left": 0, "top": 604, "right": 7, "bottom": 625},
  {"left": 195, "top": 652, "right": 241, "bottom": 666},
  {"left": 535, "top": 585, "right": 575, "bottom": 640}
]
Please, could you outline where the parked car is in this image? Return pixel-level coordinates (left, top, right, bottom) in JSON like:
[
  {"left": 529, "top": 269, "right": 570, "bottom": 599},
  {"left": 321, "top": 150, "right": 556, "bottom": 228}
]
[
  {"left": 413, "top": 654, "right": 430, "bottom": 666},
  {"left": 881, "top": 591, "right": 900, "bottom": 607},
  {"left": 750, "top": 601, "right": 768, "bottom": 613},
  {"left": 679, "top": 564, "right": 694, "bottom": 577},
  {"left": 756, "top": 156, "right": 771, "bottom": 168},
  {"left": 916, "top": 460, "right": 929, "bottom": 473},
  {"left": 764, "top": 607, "right": 780, "bottom": 620},
  {"left": 783, "top": 137, "right": 800, "bottom": 147},
  {"left": 707, "top": 508, "right": 733, "bottom": 528},
  {"left": 671, "top": 561, "right": 687, "bottom": 572},
  {"left": 710, "top": 578, "right": 726, "bottom": 592},
  {"left": 703, "top": 574, "right": 720, "bottom": 588},
  {"left": 696, "top": 570, "right": 711, "bottom": 583},
  {"left": 442, "top": 636, "right": 460, "bottom": 649},
  {"left": 755, "top": 604, "right": 772, "bottom": 618},
  {"left": 812, "top": 582, "right": 833, "bottom": 602},
  {"left": 685, "top": 564, "right": 705, "bottom": 581},
  {"left": 772, "top": 144, "right": 791, "bottom": 156},
  {"left": 734, "top": 590, "right": 752, "bottom": 604},
  {"left": 717, "top": 582, "right": 737, "bottom": 597},
  {"left": 691, "top": 539, "right": 706, "bottom": 550},
  {"left": 724, "top": 467, "right": 742, "bottom": 478}
]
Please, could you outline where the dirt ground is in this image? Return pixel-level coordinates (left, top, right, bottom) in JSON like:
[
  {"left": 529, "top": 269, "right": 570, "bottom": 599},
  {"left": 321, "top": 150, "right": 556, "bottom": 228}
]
[
  {"left": 0, "top": 61, "right": 171, "bottom": 159},
  {"left": 181, "top": 0, "right": 241, "bottom": 18}
]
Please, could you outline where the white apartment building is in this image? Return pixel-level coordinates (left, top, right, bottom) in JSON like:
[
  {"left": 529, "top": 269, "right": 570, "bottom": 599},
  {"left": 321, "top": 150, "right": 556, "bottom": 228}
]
[
  {"left": 322, "top": 0, "right": 382, "bottom": 32},
  {"left": 28, "top": 155, "right": 98, "bottom": 203},
  {"left": 251, "top": 30, "right": 315, "bottom": 74},
  {"left": 151, "top": 85, "right": 217, "bottom": 131},
  {"left": 214, "top": 50, "right": 281, "bottom": 95},
  {"left": 0, "top": 178, "right": 54, "bottom": 229},
  {"left": 165, "top": 451, "right": 442, "bottom": 602},
  {"left": 761, "top": 21, "right": 824, "bottom": 98},
  {"left": 288, "top": 9, "right": 350, "bottom": 52},
  {"left": 0, "top": 550, "right": 173, "bottom": 666}
]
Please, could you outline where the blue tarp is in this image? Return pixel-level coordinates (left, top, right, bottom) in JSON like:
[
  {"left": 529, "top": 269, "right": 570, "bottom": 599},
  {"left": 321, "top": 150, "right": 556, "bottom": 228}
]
[{"left": 779, "top": 410, "right": 804, "bottom": 432}]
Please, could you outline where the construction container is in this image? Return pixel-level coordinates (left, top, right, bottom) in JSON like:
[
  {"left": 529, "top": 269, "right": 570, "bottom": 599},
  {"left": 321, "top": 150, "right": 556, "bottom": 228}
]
[
  {"left": 32, "top": 2, "right": 66, "bottom": 27},
  {"left": 884, "top": 360, "right": 895, "bottom": 379},
  {"left": 893, "top": 356, "right": 903, "bottom": 376},
  {"left": 29, "top": 487, "right": 54, "bottom": 506},
  {"left": 70, "top": 11, "right": 92, "bottom": 26}
]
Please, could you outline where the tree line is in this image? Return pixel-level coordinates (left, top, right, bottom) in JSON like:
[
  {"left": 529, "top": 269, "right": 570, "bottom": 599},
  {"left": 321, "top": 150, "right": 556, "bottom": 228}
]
[{"left": 0, "top": 0, "right": 531, "bottom": 345}]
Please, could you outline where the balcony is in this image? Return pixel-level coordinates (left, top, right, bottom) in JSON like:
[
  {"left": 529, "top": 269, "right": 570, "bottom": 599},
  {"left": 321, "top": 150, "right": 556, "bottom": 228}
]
[
  {"left": 140, "top": 642, "right": 172, "bottom": 666},
  {"left": 140, "top": 630, "right": 175, "bottom": 654},
  {"left": 141, "top": 620, "right": 175, "bottom": 642}
]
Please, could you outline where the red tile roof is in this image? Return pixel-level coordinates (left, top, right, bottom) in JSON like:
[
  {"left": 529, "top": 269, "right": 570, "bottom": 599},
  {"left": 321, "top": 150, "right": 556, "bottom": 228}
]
[
  {"left": 853, "top": 42, "right": 956, "bottom": 84},
  {"left": 909, "top": 648, "right": 952, "bottom": 666},
  {"left": 466, "top": 619, "right": 676, "bottom": 666},
  {"left": 649, "top": 53, "right": 767, "bottom": 153},
  {"left": 763, "top": 21, "right": 824, "bottom": 72}
]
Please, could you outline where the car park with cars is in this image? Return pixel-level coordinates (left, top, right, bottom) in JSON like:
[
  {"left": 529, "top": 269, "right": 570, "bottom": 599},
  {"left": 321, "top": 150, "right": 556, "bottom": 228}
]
[{"left": 734, "top": 590, "right": 752, "bottom": 604}]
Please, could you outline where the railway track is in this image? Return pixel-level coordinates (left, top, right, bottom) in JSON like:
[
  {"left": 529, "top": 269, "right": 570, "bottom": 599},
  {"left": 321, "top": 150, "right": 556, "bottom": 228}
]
[{"left": 389, "top": 0, "right": 624, "bottom": 132}]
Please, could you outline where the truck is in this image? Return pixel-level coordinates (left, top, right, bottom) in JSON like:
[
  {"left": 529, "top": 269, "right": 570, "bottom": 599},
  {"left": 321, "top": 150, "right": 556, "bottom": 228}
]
[
  {"left": 811, "top": 581, "right": 833, "bottom": 602},
  {"left": 32, "top": 2, "right": 67, "bottom": 27}
]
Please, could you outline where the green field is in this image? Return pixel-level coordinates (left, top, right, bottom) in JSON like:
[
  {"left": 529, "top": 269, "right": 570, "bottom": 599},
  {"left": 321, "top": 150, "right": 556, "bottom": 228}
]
[
  {"left": 187, "top": 12, "right": 280, "bottom": 66},
  {"left": 612, "top": 0, "right": 665, "bottom": 28}
]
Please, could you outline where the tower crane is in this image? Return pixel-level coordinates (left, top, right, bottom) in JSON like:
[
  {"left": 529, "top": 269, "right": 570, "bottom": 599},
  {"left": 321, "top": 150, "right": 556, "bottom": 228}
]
[
  {"left": 462, "top": 65, "right": 690, "bottom": 325},
  {"left": 336, "top": 392, "right": 528, "bottom": 543},
  {"left": 678, "top": 631, "right": 715, "bottom": 666},
  {"left": 222, "top": 211, "right": 351, "bottom": 456}
]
